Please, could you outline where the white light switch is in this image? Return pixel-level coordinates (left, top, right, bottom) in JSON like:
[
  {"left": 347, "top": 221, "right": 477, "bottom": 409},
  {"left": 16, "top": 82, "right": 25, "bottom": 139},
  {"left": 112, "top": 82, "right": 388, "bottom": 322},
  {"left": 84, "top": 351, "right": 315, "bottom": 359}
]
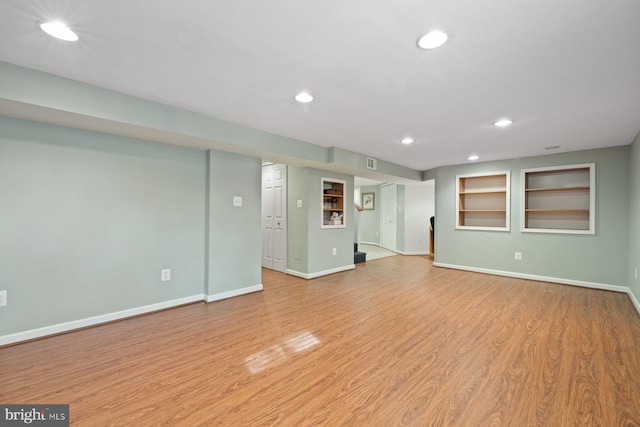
[
  {"left": 233, "top": 196, "right": 243, "bottom": 207},
  {"left": 297, "top": 200, "right": 303, "bottom": 208}
]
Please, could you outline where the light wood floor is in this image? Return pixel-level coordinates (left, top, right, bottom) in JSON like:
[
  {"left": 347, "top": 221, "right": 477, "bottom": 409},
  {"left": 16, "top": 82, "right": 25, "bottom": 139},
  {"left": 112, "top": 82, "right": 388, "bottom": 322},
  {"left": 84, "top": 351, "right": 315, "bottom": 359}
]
[{"left": 2, "top": 256, "right": 640, "bottom": 426}]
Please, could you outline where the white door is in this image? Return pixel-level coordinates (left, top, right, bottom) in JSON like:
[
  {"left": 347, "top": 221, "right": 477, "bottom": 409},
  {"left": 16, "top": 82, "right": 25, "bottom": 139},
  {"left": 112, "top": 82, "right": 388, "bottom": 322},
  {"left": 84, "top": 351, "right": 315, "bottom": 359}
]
[
  {"left": 381, "top": 183, "right": 397, "bottom": 251},
  {"left": 262, "top": 164, "right": 287, "bottom": 271}
]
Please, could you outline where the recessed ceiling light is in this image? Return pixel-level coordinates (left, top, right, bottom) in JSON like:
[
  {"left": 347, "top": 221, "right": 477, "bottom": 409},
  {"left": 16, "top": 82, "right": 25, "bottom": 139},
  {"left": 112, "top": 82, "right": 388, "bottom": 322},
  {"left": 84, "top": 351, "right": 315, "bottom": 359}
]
[
  {"left": 494, "top": 119, "right": 513, "bottom": 127},
  {"left": 294, "top": 92, "right": 313, "bottom": 103},
  {"left": 417, "top": 31, "right": 448, "bottom": 49},
  {"left": 400, "top": 137, "right": 414, "bottom": 145},
  {"left": 545, "top": 145, "right": 561, "bottom": 150},
  {"left": 39, "top": 21, "right": 79, "bottom": 41},
  {"left": 468, "top": 155, "right": 479, "bottom": 161}
]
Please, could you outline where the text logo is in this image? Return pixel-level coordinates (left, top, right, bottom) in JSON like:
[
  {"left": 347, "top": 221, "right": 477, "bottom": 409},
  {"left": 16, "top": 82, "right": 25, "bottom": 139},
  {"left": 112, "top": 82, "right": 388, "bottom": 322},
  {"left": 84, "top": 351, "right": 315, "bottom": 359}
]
[{"left": 1, "top": 405, "right": 69, "bottom": 426}]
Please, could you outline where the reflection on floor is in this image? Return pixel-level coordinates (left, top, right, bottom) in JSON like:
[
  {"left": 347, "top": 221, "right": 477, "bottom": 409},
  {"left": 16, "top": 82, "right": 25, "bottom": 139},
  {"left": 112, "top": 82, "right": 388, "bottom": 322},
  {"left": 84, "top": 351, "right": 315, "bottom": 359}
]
[{"left": 359, "top": 244, "right": 397, "bottom": 261}]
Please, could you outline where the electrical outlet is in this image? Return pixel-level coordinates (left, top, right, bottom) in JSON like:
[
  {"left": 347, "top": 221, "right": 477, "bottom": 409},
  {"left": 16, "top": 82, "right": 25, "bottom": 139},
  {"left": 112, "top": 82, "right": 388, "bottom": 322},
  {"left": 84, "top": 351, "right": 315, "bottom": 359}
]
[
  {"left": 0, "top": 290, "right": 7, "bottom": 307},
  {"left": 515, "top": 252, "right": 522, "bottom": 261},
  {"left": 161, "top": 269, "right": 171, "bottom": 282},
  {"left": 332, "top": 248, "right": 337, "bottom": 256}
]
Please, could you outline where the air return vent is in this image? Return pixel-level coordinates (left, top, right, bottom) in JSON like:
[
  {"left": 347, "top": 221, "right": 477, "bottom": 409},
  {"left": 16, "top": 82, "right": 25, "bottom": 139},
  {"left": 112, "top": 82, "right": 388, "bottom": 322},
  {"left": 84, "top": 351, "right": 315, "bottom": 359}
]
[{"left": 367, "top": 157, "right": 377, "bottom": 170}]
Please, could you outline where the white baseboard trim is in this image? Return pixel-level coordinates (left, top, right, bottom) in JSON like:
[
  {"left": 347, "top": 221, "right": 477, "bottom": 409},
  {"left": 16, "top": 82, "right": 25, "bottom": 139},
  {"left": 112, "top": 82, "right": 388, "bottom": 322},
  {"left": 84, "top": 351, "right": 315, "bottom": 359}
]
[
  {"left": 627, "top": 288, "right": 640, "bottom": 316},
  {"left": 0, "top": 294, "right": 204, "bottom": 347},
  {"left": 433, "top": 262, "right": 629, "bottom": 294},
  {"left": 286, "top": 264, "right": 356, "bottom": 280},
  {"left": 398, "top": 251, "right": 430, "bottom": 256},
  {"left": 205, "top": 284, "right": 263, "bottom": 303}
]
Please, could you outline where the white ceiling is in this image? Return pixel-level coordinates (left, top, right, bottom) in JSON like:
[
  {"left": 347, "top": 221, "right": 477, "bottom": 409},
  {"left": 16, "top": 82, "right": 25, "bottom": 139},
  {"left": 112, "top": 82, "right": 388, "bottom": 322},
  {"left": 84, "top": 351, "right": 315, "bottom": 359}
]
[{"left": 1, "top": 0, "right": 639, "bottom": 171}]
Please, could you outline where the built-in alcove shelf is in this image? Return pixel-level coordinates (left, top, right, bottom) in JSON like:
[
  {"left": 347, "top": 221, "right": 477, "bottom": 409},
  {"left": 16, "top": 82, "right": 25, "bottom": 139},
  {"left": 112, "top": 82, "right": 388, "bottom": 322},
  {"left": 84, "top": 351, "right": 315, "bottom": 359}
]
[
  {"left": 521, "top": 164, "right": 595, "bottom": 234},
  {"left": 456, "top": 171, "right": 510, "bottom": 231},
  {"left": 321, "top": 178, "right": 346, "bottom": 229}
]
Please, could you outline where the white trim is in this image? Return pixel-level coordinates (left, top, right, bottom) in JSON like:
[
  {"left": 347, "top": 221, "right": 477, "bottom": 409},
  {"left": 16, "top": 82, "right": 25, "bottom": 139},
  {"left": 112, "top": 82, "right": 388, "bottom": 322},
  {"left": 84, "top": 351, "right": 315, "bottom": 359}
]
[
  {"left": 398, "top": 251, "right": 430, "bottom": 256},
  {"left": 286, "top": 264, "right": 355, "bottom": 280},
  {"left": 433, "top": 262, "right": 629, "bottom": 293},
  {"left": 0, "top": 294, "right": 204, "bottom": 347},
  {"left": 205, "top": 284, "right": 263, "bottom": 303},
  {"left": 627, "top": 289, "right": 640, "bottom": 316}
]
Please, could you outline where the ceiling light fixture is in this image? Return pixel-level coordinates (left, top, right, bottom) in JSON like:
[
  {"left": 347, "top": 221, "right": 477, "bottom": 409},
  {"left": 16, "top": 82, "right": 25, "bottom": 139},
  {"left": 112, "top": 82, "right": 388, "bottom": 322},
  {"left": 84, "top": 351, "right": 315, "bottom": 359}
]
[
  {"left": 417, "top": 31, "right": 448, "bottom": 49},
  {"left": 39, "top": 21, "right": 79, "bottom": 41},
  {"left": 400, "top": 137, "right": 414, "bottom": 145},
  {"left": 468, "top": 155, "right": 479, "bottom": 161},
  {"left": 494, "top": 119, "right": 513, "bottom": 127},
  {"left": 545, "top": 145, "right": 560, "bottom": 150},
  {"left": 294, "top": 92, "right": 313, "bottom": 103}
]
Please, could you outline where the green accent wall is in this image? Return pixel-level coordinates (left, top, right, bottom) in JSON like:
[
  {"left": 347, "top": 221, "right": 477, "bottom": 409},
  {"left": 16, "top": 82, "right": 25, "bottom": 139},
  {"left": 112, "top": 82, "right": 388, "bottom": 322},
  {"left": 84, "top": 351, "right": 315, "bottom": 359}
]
[
  {"left": 287, "top": 167, "right": 354, "bottom": 276},
  {"left": 359, "top": 185, "right": 381, "bottom": 244},
  {"left": 434, "top": 146, "right": 630, "bottom": 287},
  {"left": 0, "top": 117, "right": 206, "bottom": 335},
  {"left": 286, "top": 167, "right": 310, "bottom": 274},
  {"left": 206, "top": 151, "right": 262, "bottom": 295}
]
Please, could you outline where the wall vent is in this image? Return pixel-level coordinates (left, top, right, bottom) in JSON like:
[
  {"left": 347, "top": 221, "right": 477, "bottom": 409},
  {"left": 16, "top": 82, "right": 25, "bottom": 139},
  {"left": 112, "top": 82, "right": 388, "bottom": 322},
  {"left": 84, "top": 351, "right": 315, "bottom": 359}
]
[{"left": 366, "top": 157, "right": 377, "bottom": 170}]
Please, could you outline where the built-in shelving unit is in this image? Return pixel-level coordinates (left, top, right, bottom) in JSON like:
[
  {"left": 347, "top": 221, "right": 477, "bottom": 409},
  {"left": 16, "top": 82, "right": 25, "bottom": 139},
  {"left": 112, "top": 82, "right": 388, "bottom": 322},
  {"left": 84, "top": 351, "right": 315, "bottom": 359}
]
[
  {"left": 521, "top": 163, "right": 595, "bottom": 234},
  {"left": 321, "top": 178, "right": 346, "bottom": 229},
  {"left": 456, "top": 171, "right": 510, "bottom": 231}
]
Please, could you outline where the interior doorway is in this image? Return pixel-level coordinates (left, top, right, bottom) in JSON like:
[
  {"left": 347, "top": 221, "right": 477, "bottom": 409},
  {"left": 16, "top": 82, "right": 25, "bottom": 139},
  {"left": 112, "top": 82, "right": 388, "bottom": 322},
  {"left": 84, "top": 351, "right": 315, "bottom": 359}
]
[{"left": 380, "top": 183, "right": 397, "bottom": 251}]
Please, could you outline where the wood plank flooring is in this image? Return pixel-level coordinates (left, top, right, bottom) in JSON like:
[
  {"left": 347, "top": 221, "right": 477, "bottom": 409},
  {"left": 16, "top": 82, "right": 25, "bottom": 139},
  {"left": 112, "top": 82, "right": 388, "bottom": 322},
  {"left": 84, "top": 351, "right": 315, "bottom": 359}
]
[{"left": 2, "top": 256, "right": 640, "bottom": 426}]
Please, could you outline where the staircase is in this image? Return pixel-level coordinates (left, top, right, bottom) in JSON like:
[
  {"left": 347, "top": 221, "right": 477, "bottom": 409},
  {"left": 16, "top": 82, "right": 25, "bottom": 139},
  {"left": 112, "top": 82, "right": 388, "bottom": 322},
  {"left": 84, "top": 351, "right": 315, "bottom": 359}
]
[{"left": 354, "top": 243, "right": 366, "bottom": 264}]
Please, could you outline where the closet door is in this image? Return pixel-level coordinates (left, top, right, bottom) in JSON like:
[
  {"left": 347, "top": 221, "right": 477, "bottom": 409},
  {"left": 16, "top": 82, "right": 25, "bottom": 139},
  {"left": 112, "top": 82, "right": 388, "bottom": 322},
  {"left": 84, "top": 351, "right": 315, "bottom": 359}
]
[{"left": 262, "top": 164, "right": 287, "bottom": 271}]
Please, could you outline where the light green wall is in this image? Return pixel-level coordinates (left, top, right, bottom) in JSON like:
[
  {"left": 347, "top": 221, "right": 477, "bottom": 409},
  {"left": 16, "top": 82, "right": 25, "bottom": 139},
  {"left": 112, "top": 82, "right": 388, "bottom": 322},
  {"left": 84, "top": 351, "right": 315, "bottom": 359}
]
[
  {"left": 287, "top": 167, "right": 354, "bottom": 275},
  {"left": 0, "top": 62, "right": 421, "bottom": 182},
  {"left": 629, "top": 132, "right": 640, "bottom": 301},
  {"left": 0, "top": 117, "right": 206, "bottom": 335},
  {"left": 206, "top": 151, "right": 262, "bottom": 295},
  {"left": 286, "top": 167, "right": 310, "bottom": 274},
  {"left": 434, "top": 146, "right": 630, "bottom": 287},
  {"left": 359, "top": 185, "right": 381, "bottom": 244},
  {"left": 329, "top": 147, "right": 421, "bottom": 181},
  {"left": 308, "top": 169, "right": 354, "bottom": 273}
]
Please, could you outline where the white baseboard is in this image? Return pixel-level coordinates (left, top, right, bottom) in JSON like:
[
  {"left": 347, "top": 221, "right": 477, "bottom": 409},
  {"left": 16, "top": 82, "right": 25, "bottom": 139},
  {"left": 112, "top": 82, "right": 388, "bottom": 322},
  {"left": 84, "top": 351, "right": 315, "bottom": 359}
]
[
  {"left": 398, "top": 251, "right": 430, "bottom": 256},
  {"left": 0, "top": 294, "right": 204, "bottom": 347},
  {"left": 359, "top": 241, "right": 380, "bottom": 247},
  {"left": 627, "top": 288, "right": 640, "bottom": 316},
  {"left": 433, "top": 262, "right": 629, "bottom": 294},
  {"left": 205, "top": 284, "right": 263, "bottom": 302},
  {"left": 286, "top": 264, "right": 356, "bottom": 280}
]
